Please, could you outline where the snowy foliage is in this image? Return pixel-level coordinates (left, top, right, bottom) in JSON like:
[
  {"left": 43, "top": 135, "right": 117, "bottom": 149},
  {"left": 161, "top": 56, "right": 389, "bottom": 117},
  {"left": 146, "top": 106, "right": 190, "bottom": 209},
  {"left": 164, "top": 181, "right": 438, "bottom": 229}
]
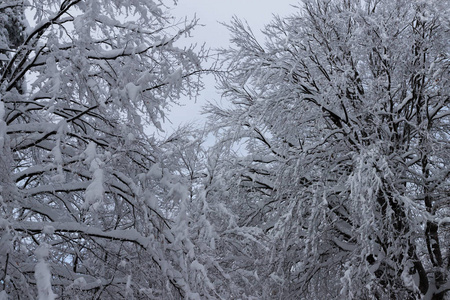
[
  {"left": 0, "top": 0, "right": 212, "bottom": 299},
  {"left": 1, "top": 0, "right": 449, "bottom": 299},
  {"left": 206, "top": 0, "right": 450, "bottom": 299}
]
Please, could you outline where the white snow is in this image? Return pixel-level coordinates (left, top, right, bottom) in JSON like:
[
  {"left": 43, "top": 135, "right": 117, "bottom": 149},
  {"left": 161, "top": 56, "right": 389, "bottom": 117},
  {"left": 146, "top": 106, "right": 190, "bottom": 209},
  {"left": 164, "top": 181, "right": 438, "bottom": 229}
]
[
  {"left": 45, "top": 56, "right": 60, "bottom": 95},
  {"left": 0, "top": 290, "right": 8, "bottom": 300},
  {"left": 0, "top": 101, "right": 4, "bottom": 120},
  {"left": 148, "top": 163, "right": 162, "bottom": 179},
  {"left": 438, "top": 217, "right": 450, "bottom": 225},
  {"left": 84, "top": 167, "right": 104, "bottom": 211},
  {"left": 269, "top": 272, "right": 285, "bottom": 285},
  {"left": 43, "top": 225, "right": 55, "bottom": 235},
  {"left": 165, "top": 67, "right": 182, "bottom": 85},
  {"left": 125, "top": 275, "right": 132, "bottom": 296},
  {"left": 127, "top": 133, "right": 135, "bottom": 143},
  {"left": 72, "top": 277, "right": 87, "bottom": 287},
  {"left": 35, "top": 244, "right": 57, "bottom": 300},
  {"left": 190, "top": 260, "right": 204, "bottom": 272},
  {"left": 83, "top": 142, "right": 97, "bottom": 165},
  {"left": 125, "top": 82, "right": 142, "bottom": 102},
  {"left": 119, "top": 260, "right": 127, "bottom": 268},
  {"left": 401, "top": 260, "right": 420, "bottom": 294},
  {"left": 82, "top": 142, "right": 105, "bottom": 210},
  {"left": 73, "top": 15, "right": 85, "bottom": 34},
  {"left": 0, "top": 101, "right": 6, "bottom": 149}
]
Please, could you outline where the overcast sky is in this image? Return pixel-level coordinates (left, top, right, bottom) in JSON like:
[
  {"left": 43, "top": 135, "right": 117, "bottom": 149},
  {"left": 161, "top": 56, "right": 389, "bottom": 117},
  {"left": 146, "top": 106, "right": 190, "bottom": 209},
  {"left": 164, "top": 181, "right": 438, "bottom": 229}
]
[{"left": 160, "top": 0, "right": 297, "bottom": 133}]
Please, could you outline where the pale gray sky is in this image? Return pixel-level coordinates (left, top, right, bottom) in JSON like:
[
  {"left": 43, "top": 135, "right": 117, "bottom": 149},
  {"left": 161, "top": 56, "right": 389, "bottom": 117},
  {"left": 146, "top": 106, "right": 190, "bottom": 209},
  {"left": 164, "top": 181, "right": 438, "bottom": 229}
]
[
  {"left": 161, "top": 0, "right": 297, "bottom": 133},
  {"left": 172, "top": 0, "right": 297, "bottom": 47}
]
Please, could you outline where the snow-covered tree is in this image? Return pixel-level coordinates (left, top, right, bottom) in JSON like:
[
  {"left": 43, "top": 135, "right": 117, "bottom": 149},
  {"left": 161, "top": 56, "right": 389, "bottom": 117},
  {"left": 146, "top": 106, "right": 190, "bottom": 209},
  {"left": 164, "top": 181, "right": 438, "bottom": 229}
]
[
  {"left": 0, "top": 0, "right": 213, "bottom": 298},
  {"left": 207, "top": 0, "right": 450, "bottom": 299}
]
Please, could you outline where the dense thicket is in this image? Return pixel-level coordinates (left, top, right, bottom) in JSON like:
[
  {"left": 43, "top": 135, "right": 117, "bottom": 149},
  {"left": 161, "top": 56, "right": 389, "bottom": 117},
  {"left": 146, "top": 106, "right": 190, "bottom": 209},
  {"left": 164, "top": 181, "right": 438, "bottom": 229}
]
[
  {"left": 206, "top": 0, "right": 449, "bottom": 299},
  {"left": 0, "top": 1, "right": 215, "bottom": 299},
  {"left": 1, "top": 0, "right": 449, "bottom": 299}
]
